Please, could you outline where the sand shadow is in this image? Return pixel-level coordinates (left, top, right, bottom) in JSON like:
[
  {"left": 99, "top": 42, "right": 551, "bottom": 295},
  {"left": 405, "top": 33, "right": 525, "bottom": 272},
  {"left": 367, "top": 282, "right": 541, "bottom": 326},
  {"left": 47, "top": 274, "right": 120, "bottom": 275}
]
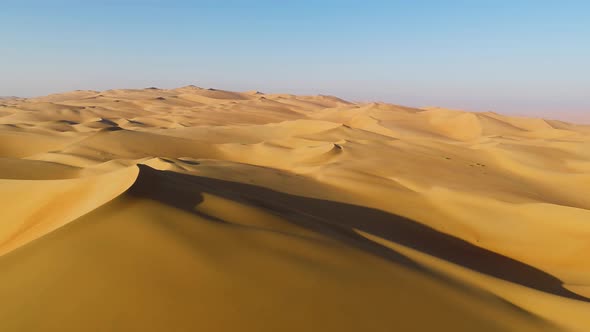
[{"left": 128, "top": 164, "right": 588, "bottom": 302}]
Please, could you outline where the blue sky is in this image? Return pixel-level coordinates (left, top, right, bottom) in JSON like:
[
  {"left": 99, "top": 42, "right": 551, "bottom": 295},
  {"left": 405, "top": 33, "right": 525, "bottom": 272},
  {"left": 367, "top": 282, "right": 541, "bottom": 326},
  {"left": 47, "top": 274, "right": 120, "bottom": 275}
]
[{"left": 1, "top": 0, "right": 589, "bottom": 121}]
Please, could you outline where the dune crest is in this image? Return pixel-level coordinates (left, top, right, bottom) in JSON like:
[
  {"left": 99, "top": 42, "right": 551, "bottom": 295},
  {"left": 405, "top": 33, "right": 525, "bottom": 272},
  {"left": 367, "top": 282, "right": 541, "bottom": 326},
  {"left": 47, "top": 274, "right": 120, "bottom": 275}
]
[{"left": 0, "top": 166, "right": 139, "bottom": 255}]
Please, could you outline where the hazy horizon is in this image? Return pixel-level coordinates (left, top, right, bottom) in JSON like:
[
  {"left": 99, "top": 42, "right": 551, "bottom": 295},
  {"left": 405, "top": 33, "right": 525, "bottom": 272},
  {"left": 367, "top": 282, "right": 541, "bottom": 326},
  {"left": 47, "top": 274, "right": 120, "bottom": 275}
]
[{"left": 2, "top": 0, "right": 589, "bottom": 122}]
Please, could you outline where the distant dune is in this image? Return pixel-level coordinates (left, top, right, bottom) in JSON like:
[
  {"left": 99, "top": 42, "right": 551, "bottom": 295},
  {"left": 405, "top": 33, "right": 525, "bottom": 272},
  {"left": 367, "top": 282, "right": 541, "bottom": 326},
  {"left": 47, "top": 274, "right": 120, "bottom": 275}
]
[{"left": 0, "top": 87, "right": 589, "bottom": 331}]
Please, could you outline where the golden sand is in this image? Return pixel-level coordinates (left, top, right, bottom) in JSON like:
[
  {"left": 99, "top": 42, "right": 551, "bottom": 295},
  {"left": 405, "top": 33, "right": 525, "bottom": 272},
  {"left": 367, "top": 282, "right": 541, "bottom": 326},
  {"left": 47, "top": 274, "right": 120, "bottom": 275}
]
[{"left": 0, "top": 87, "right": 589, "bottom": 331}]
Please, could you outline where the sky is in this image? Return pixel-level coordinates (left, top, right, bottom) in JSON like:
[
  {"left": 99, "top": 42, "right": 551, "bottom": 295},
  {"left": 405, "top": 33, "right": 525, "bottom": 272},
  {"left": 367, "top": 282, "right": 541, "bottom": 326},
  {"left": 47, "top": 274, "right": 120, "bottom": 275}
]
[{"left": 1, "top": 0, "right": 589, "bottom": 122}]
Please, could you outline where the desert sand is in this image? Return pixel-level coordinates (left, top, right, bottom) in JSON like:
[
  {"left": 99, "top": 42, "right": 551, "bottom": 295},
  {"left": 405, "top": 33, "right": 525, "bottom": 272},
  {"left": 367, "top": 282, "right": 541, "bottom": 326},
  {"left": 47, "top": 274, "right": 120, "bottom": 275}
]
[{"left": 0, "top": 86, "right": 589, "bottom": 331}]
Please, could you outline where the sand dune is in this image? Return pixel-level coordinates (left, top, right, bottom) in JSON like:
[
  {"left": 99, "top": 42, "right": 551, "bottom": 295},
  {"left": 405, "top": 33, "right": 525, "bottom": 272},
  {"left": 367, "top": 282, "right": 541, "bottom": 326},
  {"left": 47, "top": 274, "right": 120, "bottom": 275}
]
[{"left": 0, "top": 86, "right": 589, "bottom": 331}]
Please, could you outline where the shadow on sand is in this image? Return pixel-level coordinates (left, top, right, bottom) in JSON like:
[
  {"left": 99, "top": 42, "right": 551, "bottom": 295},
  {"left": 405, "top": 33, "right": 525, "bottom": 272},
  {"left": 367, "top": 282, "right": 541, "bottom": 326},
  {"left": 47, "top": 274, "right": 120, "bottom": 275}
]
[{"left": 128, "top": 164, "right": 588, "bottom": 302}]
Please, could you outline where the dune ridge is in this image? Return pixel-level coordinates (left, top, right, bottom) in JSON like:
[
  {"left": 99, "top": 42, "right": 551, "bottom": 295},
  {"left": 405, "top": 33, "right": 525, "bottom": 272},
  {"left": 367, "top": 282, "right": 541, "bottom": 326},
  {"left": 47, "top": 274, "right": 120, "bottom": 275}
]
[{"left": 0, "top": 87, "right": 589, "bottom": 331}]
